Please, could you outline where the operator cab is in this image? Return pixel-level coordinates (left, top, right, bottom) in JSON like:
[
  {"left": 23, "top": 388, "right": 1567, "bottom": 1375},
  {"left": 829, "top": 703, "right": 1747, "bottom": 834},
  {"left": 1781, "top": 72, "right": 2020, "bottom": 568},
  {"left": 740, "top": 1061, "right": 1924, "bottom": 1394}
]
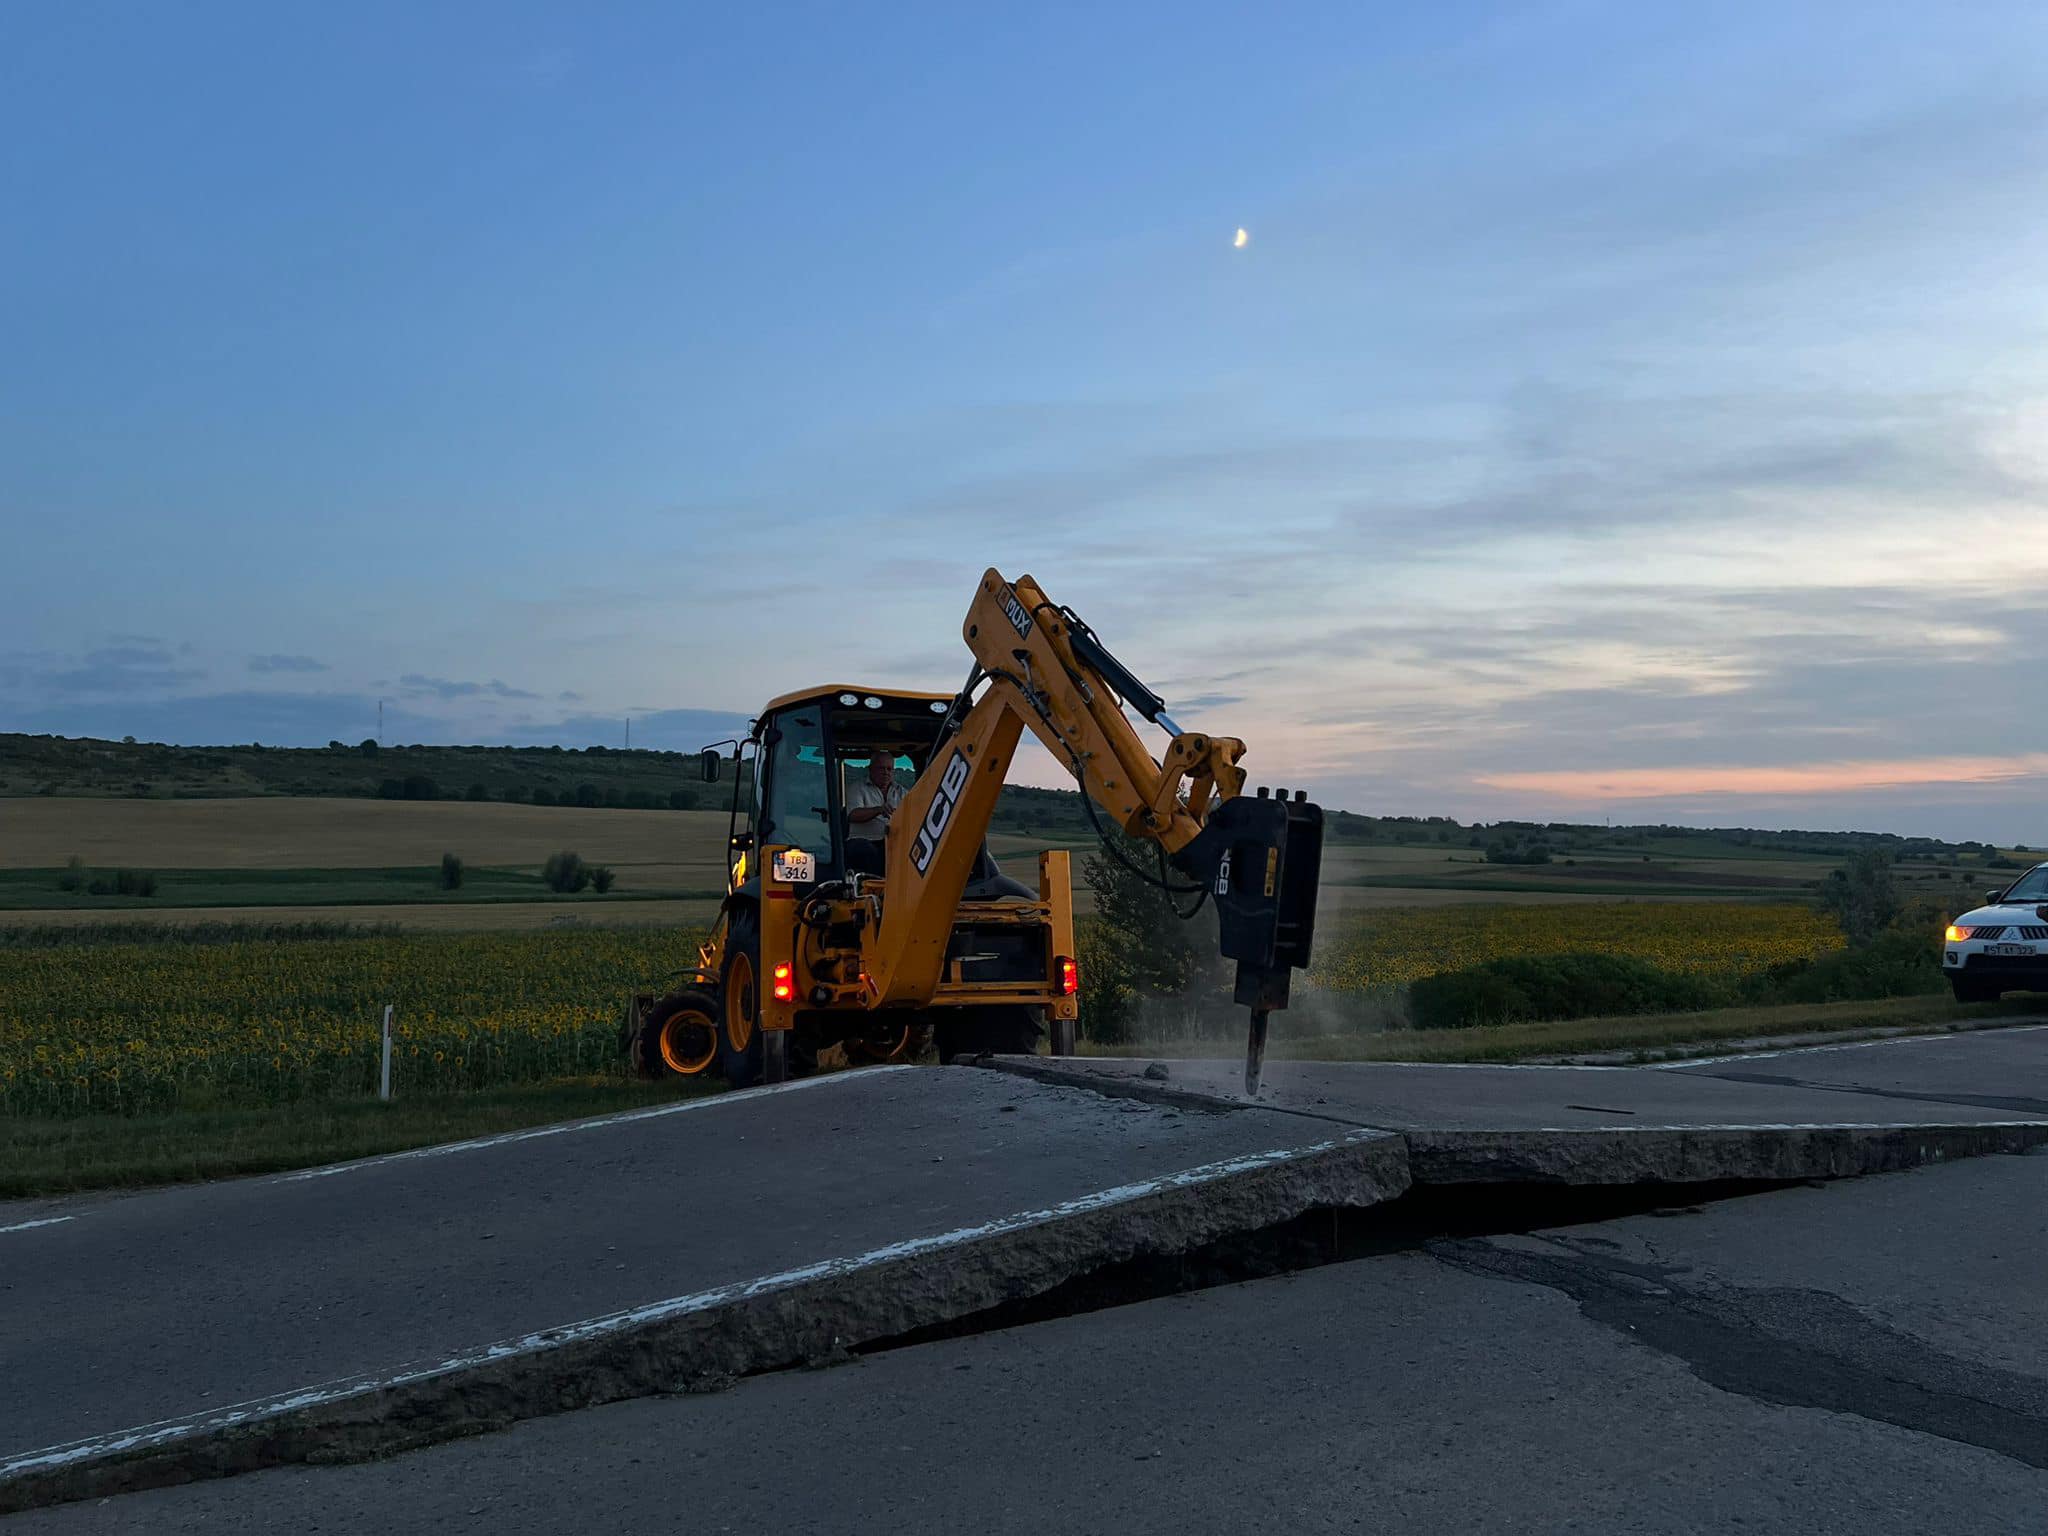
[{"left": 731, "top": 686, "right": 1028, "bottom": 898}]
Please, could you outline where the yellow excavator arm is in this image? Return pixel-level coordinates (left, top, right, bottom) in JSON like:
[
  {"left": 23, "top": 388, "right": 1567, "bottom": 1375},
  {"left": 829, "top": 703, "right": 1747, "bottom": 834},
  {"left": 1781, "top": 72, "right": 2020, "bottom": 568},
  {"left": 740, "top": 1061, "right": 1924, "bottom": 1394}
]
[{"left": 862, "top": 569, "right": 1323, "bottom": 1092}]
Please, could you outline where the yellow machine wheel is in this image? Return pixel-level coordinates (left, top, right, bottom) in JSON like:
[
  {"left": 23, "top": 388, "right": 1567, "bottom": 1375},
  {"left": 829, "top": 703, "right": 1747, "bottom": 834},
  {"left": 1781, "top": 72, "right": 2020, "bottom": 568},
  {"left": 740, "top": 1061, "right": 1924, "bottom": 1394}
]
[
  {"left": 845, "top": 1013, "right": 933, "bottom": 1065},
  {"left": 845, "top": 1019, "right": 908, "bottom": 1063},
  {"left": 718, "top": 907, "right": 772, "bottom": 1087},
  {"left": 658, "top": 1005, "right": 719, "bottom": 1075},
  {"left": 632, "top": 990, "right": 721, "bottom": 1079},
  {"left": 724, "top": 952, "right": 757, "bottom": 1056}
]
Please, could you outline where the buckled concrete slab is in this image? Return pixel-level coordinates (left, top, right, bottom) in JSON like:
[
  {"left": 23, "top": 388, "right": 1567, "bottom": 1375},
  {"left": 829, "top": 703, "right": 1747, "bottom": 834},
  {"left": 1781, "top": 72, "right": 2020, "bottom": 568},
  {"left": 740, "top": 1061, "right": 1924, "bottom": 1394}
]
[
  {"left": 989, "top": 1032, "right": 2048, "bottom": 1185},
  {"left": 0, "top": 1067, "right": 1406, "bottom": 1513}
]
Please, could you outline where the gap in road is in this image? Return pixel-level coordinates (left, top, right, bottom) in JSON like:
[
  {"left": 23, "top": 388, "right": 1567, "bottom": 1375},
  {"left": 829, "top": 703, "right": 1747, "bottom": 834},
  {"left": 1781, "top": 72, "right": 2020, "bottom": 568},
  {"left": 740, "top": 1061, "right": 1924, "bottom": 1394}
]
[
  {"left": 848, "top": 1169, "right": 2047, "bottom": 1473},
  {"left": 857, "top": 1176, "right": 1804, "bottom": 1356}
]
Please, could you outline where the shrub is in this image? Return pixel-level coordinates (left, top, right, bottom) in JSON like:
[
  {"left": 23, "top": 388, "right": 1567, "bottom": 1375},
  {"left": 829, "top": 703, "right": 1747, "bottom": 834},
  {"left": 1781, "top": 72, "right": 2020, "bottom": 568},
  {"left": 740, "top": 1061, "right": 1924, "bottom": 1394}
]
[
  {"left": 542, "top": 851, "right": 590, "bottom": 893},
  {"left": 668, "top": 788, "right": 692, "bottom": 810},
  {"left": 1819, "top": 850, "right": 1898, "bottom": 946},
  {"left": 358, "top": 739, "right": 380, "bottom": 758},
  {"left": 84, "top": 869, "right": 159, "bottom": 899},
  {"left": 530, "top": 787, "right": 555, "bottom": 806},
  {"left": 440, "top": 853, "right": 464, "bottom": 890},
  {"left": 378, "top": 778, "right": 405, "bottom": 800},
  {"left": 1760, "top": 930, "right": 1943, "bottom": 1004},
  {"left": 589, "top": 865, "right": 616, "bottom": 893},
  {"left": 1075, "top": 919, "right": 1137, "bottom": 1044},
  {"left": 1078, "top": 831, "right": 1225, "bottom": 1039},
  {"left": 57, "top": 856, "right": 86, "bottom": 893},
  {"left": 1485, "top": 838, "right": 1551, "bottom": 865},
  {"left": 1408, "top": 952, "right": 1730, "bottom": 1030},
  {"left": 573, "top": 783, "right": 601, "bottom": 808},
  {"left": 465, "top": 783, "right": 490, "bottom": 802},
  {"left": 401, "top": 774, "right": 438, "bottom": 801}
]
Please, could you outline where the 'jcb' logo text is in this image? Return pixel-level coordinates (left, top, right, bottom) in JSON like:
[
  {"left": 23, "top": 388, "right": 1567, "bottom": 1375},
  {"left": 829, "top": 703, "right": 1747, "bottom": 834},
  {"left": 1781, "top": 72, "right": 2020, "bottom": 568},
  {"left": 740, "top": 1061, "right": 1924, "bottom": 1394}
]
[{"left": 911, "top": 751, "right": 973, "bottom": 873}]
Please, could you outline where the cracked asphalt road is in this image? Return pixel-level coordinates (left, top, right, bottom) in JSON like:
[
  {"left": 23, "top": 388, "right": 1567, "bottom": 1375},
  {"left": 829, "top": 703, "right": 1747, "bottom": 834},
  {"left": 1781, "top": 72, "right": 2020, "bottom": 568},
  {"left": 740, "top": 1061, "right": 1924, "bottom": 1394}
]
[{"left": 25, "top": 1150, "right": 2047, "bottom": 1534}]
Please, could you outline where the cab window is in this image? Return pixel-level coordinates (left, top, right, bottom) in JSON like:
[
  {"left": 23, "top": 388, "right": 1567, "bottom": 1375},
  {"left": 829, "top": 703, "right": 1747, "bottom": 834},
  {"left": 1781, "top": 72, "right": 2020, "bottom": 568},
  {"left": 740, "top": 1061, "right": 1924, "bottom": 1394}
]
[{"left": 761, "top": 709, "right": 833, "bottom": 859}]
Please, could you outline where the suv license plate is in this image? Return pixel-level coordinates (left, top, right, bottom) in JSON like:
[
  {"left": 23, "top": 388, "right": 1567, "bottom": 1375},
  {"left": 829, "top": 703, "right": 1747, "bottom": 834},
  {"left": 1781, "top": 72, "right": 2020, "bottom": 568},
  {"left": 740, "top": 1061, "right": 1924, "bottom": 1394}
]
[{"left": 1987, "top": 942, "right": 2036, "bottom": 957}]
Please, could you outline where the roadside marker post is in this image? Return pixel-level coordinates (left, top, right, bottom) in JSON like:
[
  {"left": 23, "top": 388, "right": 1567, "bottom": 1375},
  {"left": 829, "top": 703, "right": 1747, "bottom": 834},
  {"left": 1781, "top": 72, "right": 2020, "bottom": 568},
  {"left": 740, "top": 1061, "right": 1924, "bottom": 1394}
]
[{"left": 379, "top": 1005, "right": 395, "bottom": 1101}]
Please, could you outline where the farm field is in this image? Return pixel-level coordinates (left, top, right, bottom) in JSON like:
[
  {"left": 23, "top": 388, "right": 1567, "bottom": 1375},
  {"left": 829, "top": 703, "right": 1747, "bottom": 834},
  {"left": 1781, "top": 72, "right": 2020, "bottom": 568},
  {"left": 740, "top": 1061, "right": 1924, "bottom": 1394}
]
[
  {"left": 0, "top": 794, "right": 1956, "bottom": 930},
  {"left": 0, "top": 796, "right": 736, "bottom": 871},
  {"left": 0, "top": 898, "right": 726, "bottom": 932},
  {"left": 2, "top": 926, "right": 698, "bottom": 1119},
  {"left": 2, "top": 901, "right": 1851, "bottom": 1123},
  {"left": 1306, "top": 901, "right": 1844, "bottom": 994}
]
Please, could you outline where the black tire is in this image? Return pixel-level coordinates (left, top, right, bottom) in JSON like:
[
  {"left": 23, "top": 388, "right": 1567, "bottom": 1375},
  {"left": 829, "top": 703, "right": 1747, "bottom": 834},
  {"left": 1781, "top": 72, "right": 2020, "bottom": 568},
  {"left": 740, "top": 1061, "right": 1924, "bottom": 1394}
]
[
  {"left": 719, "top": 907, "right": 766, "bottom": 1088},
  {"left": 934, "top": 1005, "right": 1044, "bottom": 1064},
  {"left": 635, "top": 989, "right": 721, "bottom": 1078},
  {"left": 1951, "top": 975, "right": 2002, "bottom": 1004}
]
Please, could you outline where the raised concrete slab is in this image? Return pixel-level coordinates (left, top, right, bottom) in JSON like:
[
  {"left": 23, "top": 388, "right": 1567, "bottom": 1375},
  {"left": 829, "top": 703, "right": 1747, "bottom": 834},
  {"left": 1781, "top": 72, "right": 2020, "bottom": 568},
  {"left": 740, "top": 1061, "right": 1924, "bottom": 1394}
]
[
  {"left": 990, "top": 1032, "right": 2048, "bottom": 1184},
  {"left": 0, "top": 1066, "right": 1404, "bottom": 1512},
  {"left": 998, "top": 1039, "right": 2048, "bottom": 1130}
]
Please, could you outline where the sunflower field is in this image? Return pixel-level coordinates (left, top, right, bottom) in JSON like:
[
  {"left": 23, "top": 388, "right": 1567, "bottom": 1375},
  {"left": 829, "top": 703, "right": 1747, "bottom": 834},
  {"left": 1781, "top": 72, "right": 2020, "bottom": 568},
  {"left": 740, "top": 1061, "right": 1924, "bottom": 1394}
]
[
  {"left": 1, "top": 926, "right": 697, "bottom": 1118},
  {"left": 1307, "top": 901, "right": 1843, "bottom": 995},
  {"left": 2, "top": 902, "right": 1848, "bottom": 1119}
]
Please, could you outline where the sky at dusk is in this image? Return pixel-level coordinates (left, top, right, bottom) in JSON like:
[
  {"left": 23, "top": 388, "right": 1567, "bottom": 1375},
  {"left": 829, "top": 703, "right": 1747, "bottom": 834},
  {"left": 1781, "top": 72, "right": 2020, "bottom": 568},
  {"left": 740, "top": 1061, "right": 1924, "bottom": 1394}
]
[{"left": 4, "top": 2, "right": 2046, "bottom": 842}]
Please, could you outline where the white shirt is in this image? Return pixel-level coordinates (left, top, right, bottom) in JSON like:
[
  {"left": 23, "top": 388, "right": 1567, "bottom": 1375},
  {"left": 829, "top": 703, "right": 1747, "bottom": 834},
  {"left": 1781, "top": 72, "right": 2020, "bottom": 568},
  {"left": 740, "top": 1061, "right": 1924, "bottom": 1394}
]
[{"left": 846, "top": 777, "right": 904, "bottom": 838}]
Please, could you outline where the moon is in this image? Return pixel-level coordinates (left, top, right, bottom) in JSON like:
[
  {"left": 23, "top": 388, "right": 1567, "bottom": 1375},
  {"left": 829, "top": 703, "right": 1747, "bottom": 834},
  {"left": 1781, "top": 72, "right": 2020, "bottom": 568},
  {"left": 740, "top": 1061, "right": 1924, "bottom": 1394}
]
[{"left": 1233, "top": 227, "right": 1250, "bottom": 249}]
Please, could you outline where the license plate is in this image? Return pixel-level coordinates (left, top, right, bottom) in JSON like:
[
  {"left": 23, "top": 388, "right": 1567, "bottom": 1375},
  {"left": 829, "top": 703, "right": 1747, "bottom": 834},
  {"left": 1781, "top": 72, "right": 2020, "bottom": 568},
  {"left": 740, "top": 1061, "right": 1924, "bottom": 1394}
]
[
  {"left": 771, "top": 850, "right": 816, "bottom": 884},
  {"left": 1987, "top": 942, "right": 2036, "bottom": 957}
]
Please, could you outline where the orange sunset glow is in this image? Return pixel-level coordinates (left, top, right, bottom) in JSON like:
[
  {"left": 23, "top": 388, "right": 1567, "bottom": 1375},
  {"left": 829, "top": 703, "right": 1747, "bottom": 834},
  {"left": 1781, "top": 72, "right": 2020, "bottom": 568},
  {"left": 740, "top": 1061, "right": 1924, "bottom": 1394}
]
[{"left": 1476, "top": 755, "right": 2048, "bottom": 802}]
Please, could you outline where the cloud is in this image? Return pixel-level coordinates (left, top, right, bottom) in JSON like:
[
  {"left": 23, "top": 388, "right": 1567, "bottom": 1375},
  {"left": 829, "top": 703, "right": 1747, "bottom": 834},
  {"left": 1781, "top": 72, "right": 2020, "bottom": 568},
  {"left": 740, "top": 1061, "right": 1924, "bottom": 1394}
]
[
  {"left": 1478, "top": 755, "right": 2048, "bottom": 801},
  {"left": 248, "top": 653, "right": 329, "bottom": 674},
  {"left": 0, "top": 641, "right": 205, "bottom": 696},
  {"left": 399, "top": 674, "right": 541, "bottom": 701}
]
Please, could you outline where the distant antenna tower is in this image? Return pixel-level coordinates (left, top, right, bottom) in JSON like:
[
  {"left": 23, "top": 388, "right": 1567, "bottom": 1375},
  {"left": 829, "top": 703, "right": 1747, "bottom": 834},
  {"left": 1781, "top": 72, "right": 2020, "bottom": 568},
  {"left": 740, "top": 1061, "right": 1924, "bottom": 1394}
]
[
  {"left": 625, "top": 715, "right": 631, "bottom": 750},
  {"left": 377, "top": 699, "right": 384, "bottom": 744}
]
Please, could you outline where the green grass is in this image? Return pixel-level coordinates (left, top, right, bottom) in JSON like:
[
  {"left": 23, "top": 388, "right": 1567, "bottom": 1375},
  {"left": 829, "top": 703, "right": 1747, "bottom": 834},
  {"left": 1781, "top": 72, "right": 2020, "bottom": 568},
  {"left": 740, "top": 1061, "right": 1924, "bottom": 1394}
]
[
  {"left": 0, "top": 866, "right": 718, "bottom": 911},
  {"left": 1090, "top": 994, "right": 2048, "bottom": 1066},
  {"left": 0, "top": 1077, "right": 716, "bottom": 1200}
]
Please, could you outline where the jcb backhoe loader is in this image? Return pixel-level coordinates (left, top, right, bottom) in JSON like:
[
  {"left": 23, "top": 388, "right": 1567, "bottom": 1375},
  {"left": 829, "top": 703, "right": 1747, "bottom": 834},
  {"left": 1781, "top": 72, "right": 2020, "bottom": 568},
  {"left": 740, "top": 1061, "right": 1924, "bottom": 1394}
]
[{"left": 629, "top": 569, "right": 1322, "bottom": 1095}]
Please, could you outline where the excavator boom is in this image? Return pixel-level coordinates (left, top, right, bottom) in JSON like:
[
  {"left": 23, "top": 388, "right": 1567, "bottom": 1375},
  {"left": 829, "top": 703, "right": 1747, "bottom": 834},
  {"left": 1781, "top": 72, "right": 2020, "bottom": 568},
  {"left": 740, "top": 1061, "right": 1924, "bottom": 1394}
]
[{"left": 863, "top": 569, "right": 1323, "bottom": 1092}]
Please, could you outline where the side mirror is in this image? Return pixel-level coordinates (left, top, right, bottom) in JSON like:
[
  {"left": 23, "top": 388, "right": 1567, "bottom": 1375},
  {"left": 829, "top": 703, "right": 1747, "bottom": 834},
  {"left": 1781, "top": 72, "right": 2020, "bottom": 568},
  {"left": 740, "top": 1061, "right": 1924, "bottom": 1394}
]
[
  {"left": 1987, "top": 889, "right": 2007, "bottom": 906},
  {"left": 730, "top": 832, "right": 754, "bottom": 853},
  {"left": 699, "top": 748, "right": 723, "bottom": 783}
]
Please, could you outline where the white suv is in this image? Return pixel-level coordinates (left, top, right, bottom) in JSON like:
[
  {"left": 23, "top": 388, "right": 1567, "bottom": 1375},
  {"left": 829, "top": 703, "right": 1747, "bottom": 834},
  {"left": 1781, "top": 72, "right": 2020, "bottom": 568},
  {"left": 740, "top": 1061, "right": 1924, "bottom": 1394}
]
[{"left": 1944, "top": 861, "right": 2048, "bottom": 1002}]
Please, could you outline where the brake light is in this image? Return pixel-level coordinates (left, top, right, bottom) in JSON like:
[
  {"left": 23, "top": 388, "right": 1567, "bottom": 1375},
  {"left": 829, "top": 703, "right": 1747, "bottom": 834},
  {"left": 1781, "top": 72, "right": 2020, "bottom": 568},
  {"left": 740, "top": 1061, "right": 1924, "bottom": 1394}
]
[
  {"left": 771, "top": 962, "right": 794, "bottom": 1003},
  {"left": 1057, "top": 955, "right": 1079, "bottom": 996}
]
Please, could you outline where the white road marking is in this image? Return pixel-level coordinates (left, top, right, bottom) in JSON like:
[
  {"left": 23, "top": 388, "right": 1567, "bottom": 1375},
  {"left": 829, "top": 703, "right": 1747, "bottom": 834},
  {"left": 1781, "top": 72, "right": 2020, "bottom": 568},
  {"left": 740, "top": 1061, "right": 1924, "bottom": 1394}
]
[
  {"left": 0, "top": 1217, "right": 74, "bottom": 1236},
  {"left": 2, "top": 1129, "right": 1395, "bottom": 1480},
  {"left": 277, "top": 1065, "right": 917, "bottom": 1182}
]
